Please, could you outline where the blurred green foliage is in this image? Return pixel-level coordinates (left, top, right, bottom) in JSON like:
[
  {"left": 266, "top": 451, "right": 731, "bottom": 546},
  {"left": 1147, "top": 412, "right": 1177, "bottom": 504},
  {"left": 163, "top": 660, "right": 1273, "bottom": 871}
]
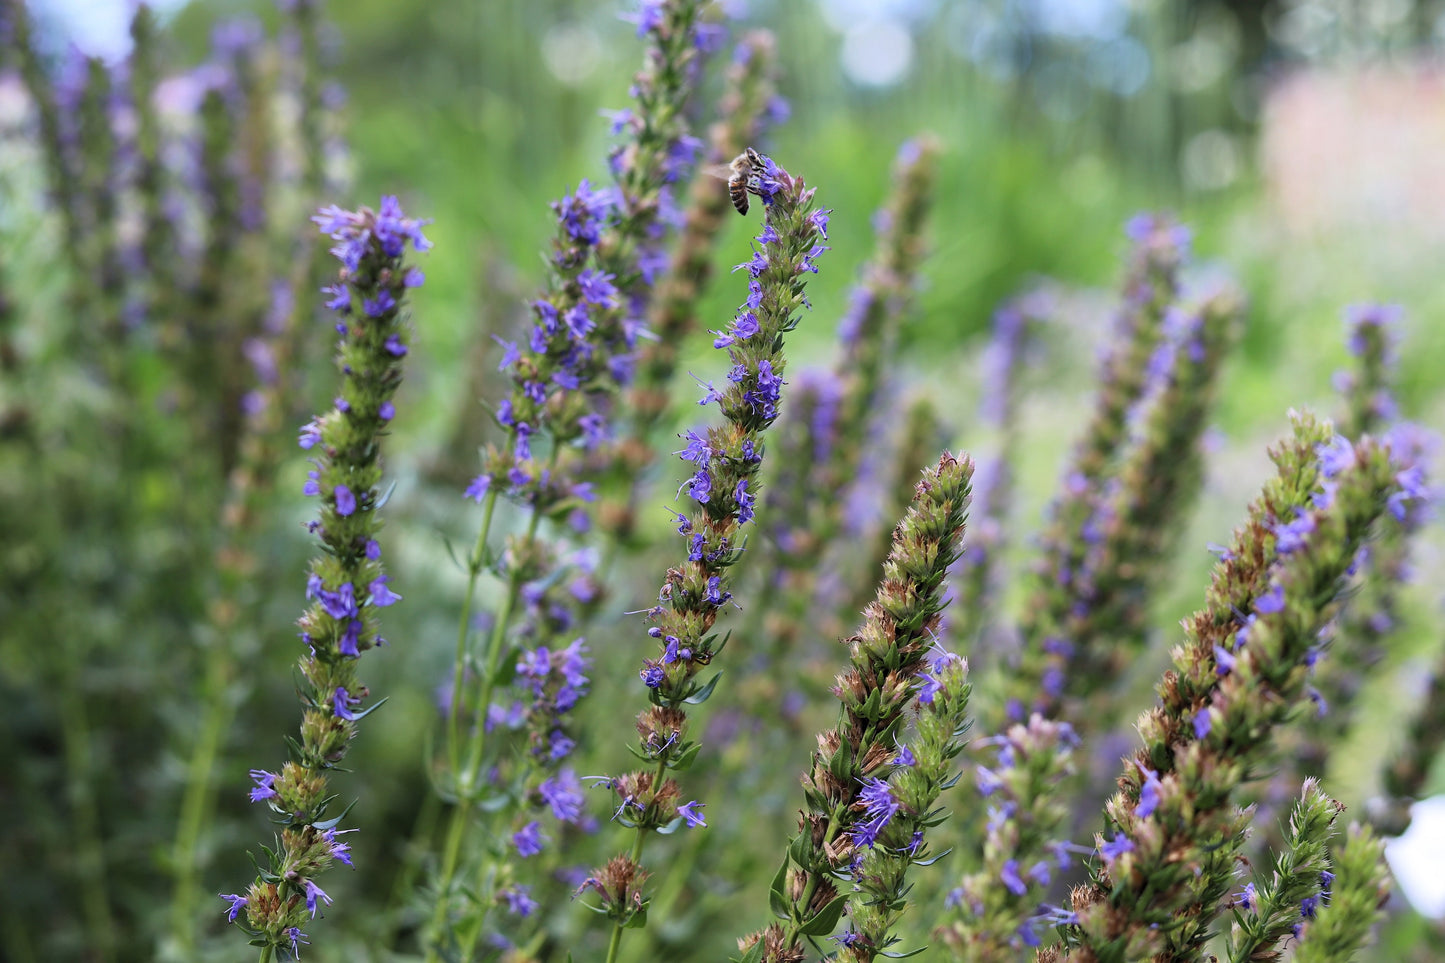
[{"left": 5, "top": 0, "right": 1445, "bottom": 960}]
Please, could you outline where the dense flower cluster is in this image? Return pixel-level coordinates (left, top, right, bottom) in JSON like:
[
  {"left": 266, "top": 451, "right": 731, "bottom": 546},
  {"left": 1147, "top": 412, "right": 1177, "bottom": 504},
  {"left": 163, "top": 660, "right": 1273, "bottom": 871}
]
[
  {"left": 469, "top": 0, "right": 714, "bottom": 514},
  {"left": 940, "top": 714, "right": 1079, "bottom": 956},
  {"left": 737, "top": 453, "right": 974, "bottom": 963},
  {"left": 1058, "top": 416, "right": 1410, "bottom": 961}
]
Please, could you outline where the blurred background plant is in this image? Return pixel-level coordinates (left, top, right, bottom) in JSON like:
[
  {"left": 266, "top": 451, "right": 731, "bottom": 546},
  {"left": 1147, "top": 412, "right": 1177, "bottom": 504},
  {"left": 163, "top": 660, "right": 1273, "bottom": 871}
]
[{"left": 3, "top": 0, "right": 1445, "bottom": 961}]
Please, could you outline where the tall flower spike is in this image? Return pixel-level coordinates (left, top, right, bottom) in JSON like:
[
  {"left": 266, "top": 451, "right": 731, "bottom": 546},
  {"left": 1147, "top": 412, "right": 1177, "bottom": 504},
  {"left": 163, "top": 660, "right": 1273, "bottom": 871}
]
[
  {"left": 1000, "top": 214, "right": 1187, "bottom": 727},
  {"left": 1225, "top": 779, "right": 1343, "bottom": 963},
  {"left": 626, "top": 29, "right": 781, "bottom": 444},
  {"left": 588, "top": 153, "right": 828, "bottom": 951},
  {"left": 1022, "top": 284, "right": 1243, "bottom": 727},
  {"left": 222, "top": 198, "right": 428, "bottom": 955},
  {"left": 1280, "top": 308, "right": 1431, "bottom": 830},
  {"left": 1053, "top": 416, "right": 1405, "bottom": 962},
  {"left": 849, "top": 397, "right": 949, "bottom": 625},
  {"left": 840, "top": 650, "right": 972, "bottom": 962},
  {"left": 735, "top": 453, "right": 974, "bottom": 963},
  {"left": 950, "top": 291, "right": 1049, "bottom": 649},
  {"left": 470, "top": 0, "right": 710, "bottom": 515},
  {"left": 1291, "top": 824, "right": 1390, "bottom": 963},
  {"left": 766, "top": 137, "right": 940, "bottom": 635},
  {"left": 938, "top": 714, "right": 1079, "bottom": 960}
]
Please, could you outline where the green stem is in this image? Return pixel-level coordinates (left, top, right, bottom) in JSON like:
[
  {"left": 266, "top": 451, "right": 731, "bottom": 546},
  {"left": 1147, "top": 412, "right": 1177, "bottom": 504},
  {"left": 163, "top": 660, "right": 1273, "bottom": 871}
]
[
  {"left": 783, "top": 802, "right": 849, "bottom": 947},
  {"left": 259, "top": 944, "right": 273, "bottom": 963},
  {"left": 380, "top": 788, "right": 441, "bottom": 950},
  {"left": 169, "top": 640, "right": 235, "bottom": 954},
  {"left": 426, "top": 447, "right": 552, "bottom": 963},
  {"left": 605, "top": 760, "right": 666, "bottom": 963},
  {"left": 448, "top": 473, "right": 504, "bottom": 778},
  {"left": 59, "top": 669, "right": 117, "bottom": 963}
]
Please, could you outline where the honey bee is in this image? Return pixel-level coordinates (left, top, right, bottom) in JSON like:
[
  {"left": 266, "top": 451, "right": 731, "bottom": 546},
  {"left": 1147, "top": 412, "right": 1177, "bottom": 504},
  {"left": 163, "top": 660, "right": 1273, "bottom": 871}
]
[{"left": 705, "top": 147, "right": 765, "bottom": 216}]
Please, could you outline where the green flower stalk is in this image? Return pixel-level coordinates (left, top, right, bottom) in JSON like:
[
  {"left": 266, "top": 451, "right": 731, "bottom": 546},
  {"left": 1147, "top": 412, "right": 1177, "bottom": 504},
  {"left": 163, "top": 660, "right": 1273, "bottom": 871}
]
[
  {"left": 1374, "top": 658, "right": 1445, "bottom": 836},
  {"left": 735, "top": 452, "right": 974, "bottom": 963},
  {"left": 848, "top": 396, "right": 948, "bottom": 631},
  {"left": 1003, "top": 215, "right": 1187, "bottom": 725},
  {"left": 1021, "top": 285, "right": 1243, "bottom": 728},
  {"left": 939, "top": 714, "right": 1079, "bottom": 960},
  {"left": 128, "top": 3, "right": 177, "bottom": 320},
  {"left": 589, "top": 152, "right": 828, "bottom": 960},
  {"left": 1293, "top": 825, "right": 1390, "bottom": 963},
  {"left": 951, "top": 292, "right": 1049, "bottom": 649},
  {"left": 1282, "top": 307, "right": 1432, "bottom": 817},
  {"left": 766, "top": 137, "right": 940, "bottom": 633},
  {"left": 169, "top": 269, "right": 310, "bottom": 956},
  {"left": 625, "top": 29, "right": 781, "bottom": 442},
  {"left": 282, "top": 0, "right": 327, "bottom": 197},
  {"left": 1225, "top": 778, "right": 1343, "bottom": 963},
  {"left": 12, "top": 0, "right": 83, "bottom": 254},
  {"left": 222, "top": 198, "right": 429, "bottom": 959},
  {"left": 1051, "top": 416, "right": 1411, "bottom": 963}
]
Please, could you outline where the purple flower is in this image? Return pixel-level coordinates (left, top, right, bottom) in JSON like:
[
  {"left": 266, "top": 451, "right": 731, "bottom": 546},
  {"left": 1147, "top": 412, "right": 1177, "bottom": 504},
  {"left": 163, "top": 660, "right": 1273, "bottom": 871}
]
[
  {"left": 678, "top": 800, "right": 707, "bottom": 828},
  {"left": 1213, "top": 645, "right": 1236, "bottom": 677},
  {"left": 1135, "top": 764, "right": 1162, "bottom": 818},
  {"left": 1318, "top": 436, "right": 1355, "bottom": 478},
  {"left": 1100, "top": 834, "right": 1134, "bottom": 861},
  {"left": 403, "top": 267, "right": 425, "bottom": 287},
  {"left": 1001, "top": 859, "right": 1027, "bottom": 896},
  {"left": 681, "top": 468, "right": 712, "bottom": 503},
  {"left": 322, "top": 828, "right": 354, "bottom": 866},
  {"left": 513, "top": 820, "right": 546, "bottom": 857},
  {"left": 320, "top": 582, "right": 357, "bottom": 620},
  {"left": 334, "top": 484, "right": 356, "bottom": 517},
  {"left": 1233, "top": 881, "right": 1258, "bottom": 912},
  {"left": 288, "top": 928, "right": 309, "bottom": 955},
  {"left": 339, "top": 620, "right": 362, "bottom": 657},
  {"left": 852, "top": 777, "right": 900, "bottom": 849},
  {"left": 704, "top": 576, "right": 731, "bottom": 605},
  {"left": 248, "top": 769, "right": 278, "bottom": 803},
  {"left": 640, "top": 663, "right": 665, "bottom": 688},
  {"left": 631, "top": 0, "right": 664, "bottom": 38},
  {"left": 539, "top": 769, "right": 585, "bottom": 823},
  {"left": 363, "top": 289, "right": 396, "bottom": 318},
  {"left": 1255, "top": 583, "right": 1286, "bottom": 615},
  {"left": 368, "top": 575, "right": 401, "bottom": 607},
  {"left": 322, "top": 283, "right": 350, "bottom": 313},
  {"left": 384, "top": 333, "right": 407, "bottom": 357},
  {"left": 808, "top": 208, "right": 831, "bottom": 239},
  {"left": 735, "top": 480, "right": 755, "bottom": 525},
  {"left": 501, "top": 884, "right": 538, "bottom": 917},
  {"left": 299, "top": 421, "right": 322, "bottom": 449},
  {"left": 333, "top": 686, "right": 360, "bottom": 721},
  {"left": 976, "top": 766, "right": 1005, "bottom": 797},
  {"left": 219, "top": 893, "right": 247, "bottom": 922},
  {"left": 465, "top": 474, "right": 492, "bottom": 503},
  {"left": 303, "top": 878, "right": 332, "bottom": 918},
  {"left": 378, "top": 401, "right": 395, "bottom": 421},
  {"left": 1275, "top": 511, "right": 1315, "bottom": 554},
  {"left": 577, "top": 268, "right": 618, "bottom": 307}
]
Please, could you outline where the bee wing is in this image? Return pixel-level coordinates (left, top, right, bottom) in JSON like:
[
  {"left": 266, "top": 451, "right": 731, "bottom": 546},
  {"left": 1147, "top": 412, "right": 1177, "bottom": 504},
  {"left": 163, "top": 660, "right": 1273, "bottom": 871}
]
[{"left": 699, "top": 163, "right": 735, "bottom": 182}]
